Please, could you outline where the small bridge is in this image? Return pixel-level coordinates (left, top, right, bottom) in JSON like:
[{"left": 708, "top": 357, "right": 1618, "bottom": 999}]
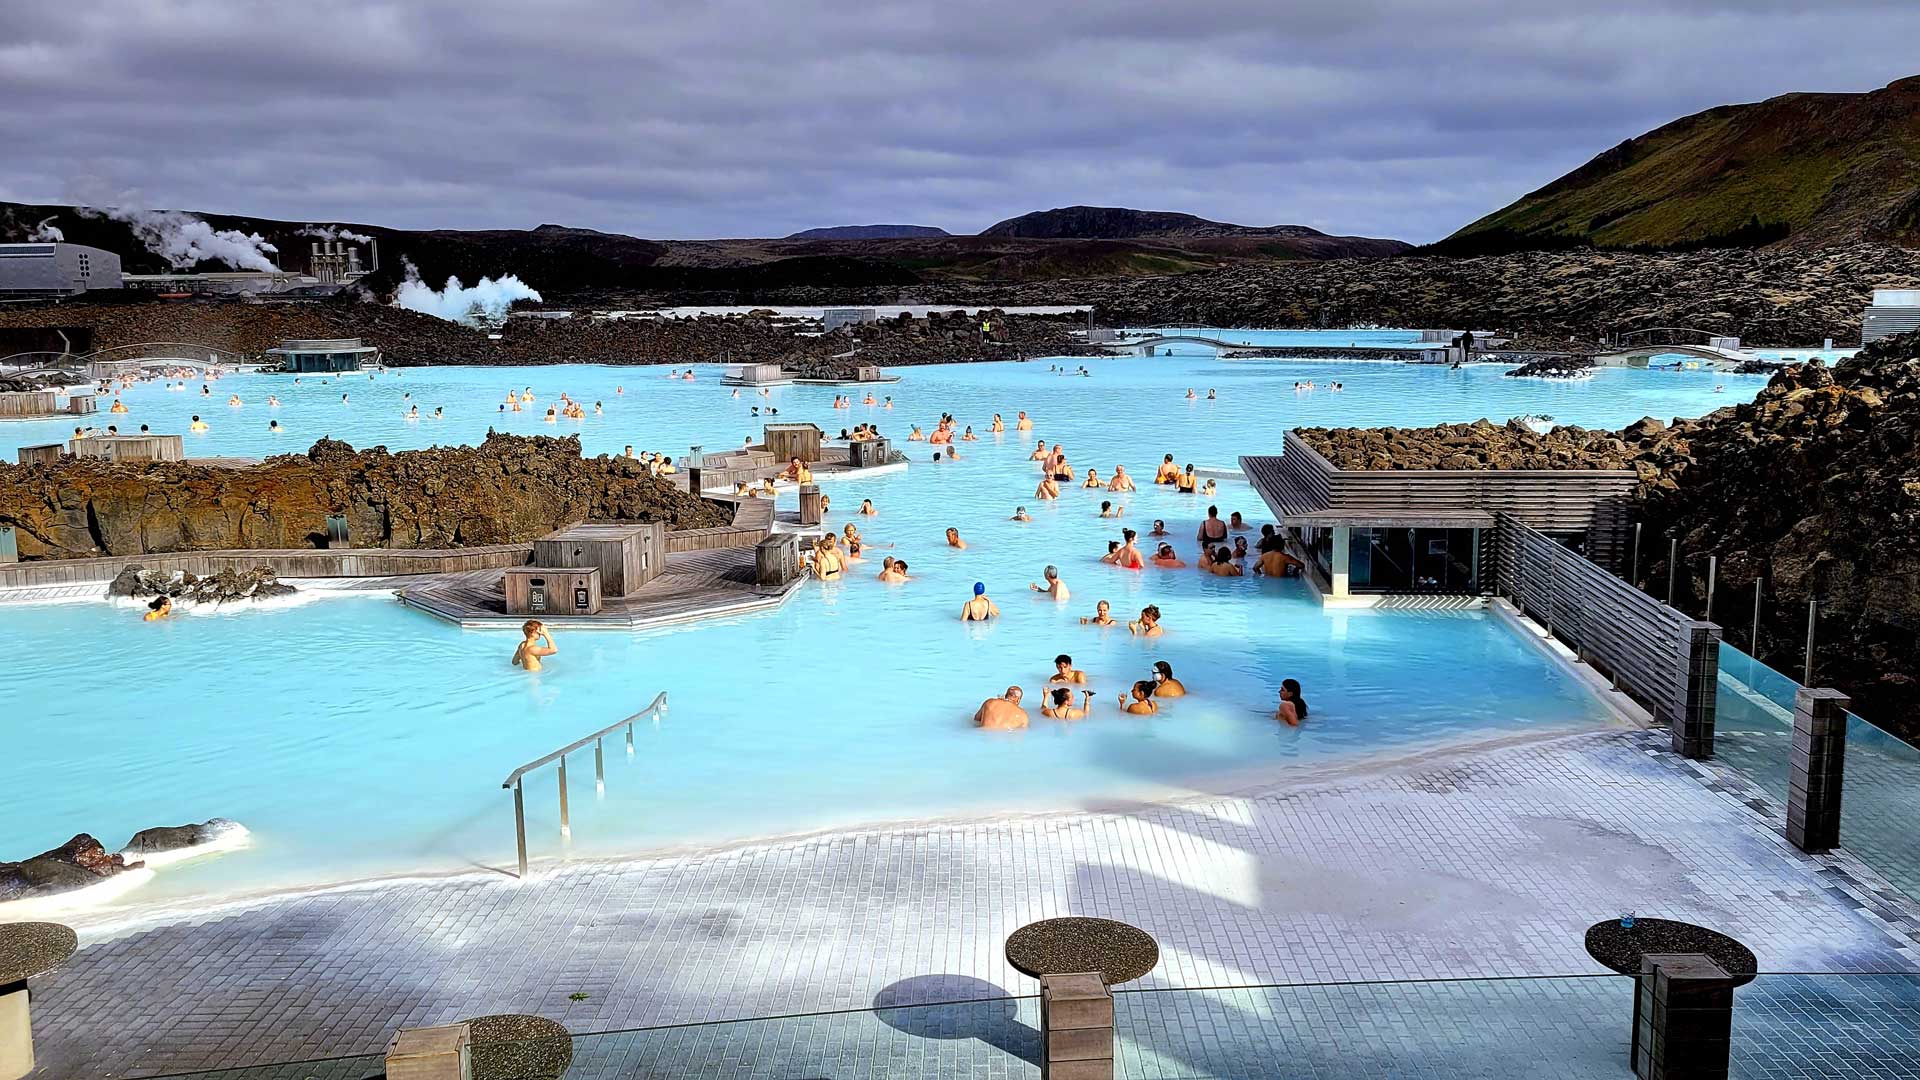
[
  {"left": 1592, "top": 344, "right": 1754, "bottom": 371},
  {"left": 78, "top": 342, "right": 259, "bottom": 378},
  {"left": 1115, "top": 334, "right": 1255, "bottom": 356}
]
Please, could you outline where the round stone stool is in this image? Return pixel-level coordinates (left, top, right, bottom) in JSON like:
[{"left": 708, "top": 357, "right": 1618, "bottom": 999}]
[
  {"left": 0, "top": 922, "right": 78, "bottom": 1080},
  {"left": 1005, "top": 917, "right": 1159, "bottom": 986},
  {"left": 460, "top": 1013, "right": 573, "bottom": 1080}
]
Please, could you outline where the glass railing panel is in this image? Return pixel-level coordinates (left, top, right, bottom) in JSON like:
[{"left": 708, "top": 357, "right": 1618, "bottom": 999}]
[
  {"left": 1735, "top": 973, "right": 1920, "bottom": 1078},
  {"left": 1714, "top": 644, "right": 1796, "bottom": 804},
  {"left": 1838, "top": 712, "right": 1920, "bottom": 904}
]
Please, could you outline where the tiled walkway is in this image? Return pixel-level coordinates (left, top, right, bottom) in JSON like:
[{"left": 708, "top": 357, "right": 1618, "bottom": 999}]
[{"left": 27, "top": 729, "right": 1920, "bottom": 1078}]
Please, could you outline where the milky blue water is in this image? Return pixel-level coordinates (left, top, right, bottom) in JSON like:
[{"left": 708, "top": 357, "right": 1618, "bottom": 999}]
[{"left": 0, "top": 334, "right": 1769, "bottom": 909}]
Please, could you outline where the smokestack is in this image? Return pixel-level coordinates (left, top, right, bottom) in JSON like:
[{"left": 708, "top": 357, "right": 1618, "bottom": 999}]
[{"left": 370, "top": 237, "right": 379, "bottom": 273}]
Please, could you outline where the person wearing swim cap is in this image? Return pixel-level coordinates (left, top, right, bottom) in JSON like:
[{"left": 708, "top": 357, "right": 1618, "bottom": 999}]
[{"left": 961, "top": 581, "right": 999, "bottom": 621}]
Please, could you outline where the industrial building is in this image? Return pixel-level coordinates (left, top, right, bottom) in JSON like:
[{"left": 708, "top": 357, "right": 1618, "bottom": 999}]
[
  {"left": 0, "top": 242, "right": 123, "bottom": 296},
  {"left": 265, "top": 338, "right": 381, "bottom": 373},
  {"left": 1862, "top": 287, "right": 1920, "bottom": 343}
]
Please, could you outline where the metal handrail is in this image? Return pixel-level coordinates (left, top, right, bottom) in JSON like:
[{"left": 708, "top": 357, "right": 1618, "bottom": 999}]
[{"left": 501, "top": 692, "right": 668, "bottom": 877}]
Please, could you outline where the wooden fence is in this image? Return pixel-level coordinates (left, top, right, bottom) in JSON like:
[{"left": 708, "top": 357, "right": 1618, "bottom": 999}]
[{"left": 1493, "top": 512, "right": 1721, "bottom": 757}]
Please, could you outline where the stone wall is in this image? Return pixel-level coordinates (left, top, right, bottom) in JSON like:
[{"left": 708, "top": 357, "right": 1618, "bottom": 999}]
[{"left": 0, "top": 433, "right": 729, "bottom": 559}]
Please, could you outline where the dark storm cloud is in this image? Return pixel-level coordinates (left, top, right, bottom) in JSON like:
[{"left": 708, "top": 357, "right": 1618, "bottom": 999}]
[{"left": 2, "top": 0, "right": 1917, "bottom": 242}]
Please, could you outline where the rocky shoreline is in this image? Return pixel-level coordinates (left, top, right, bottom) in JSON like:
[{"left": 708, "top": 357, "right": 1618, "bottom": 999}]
[{"left": 0, "top": 433, "right": 727, "bottom": 559}]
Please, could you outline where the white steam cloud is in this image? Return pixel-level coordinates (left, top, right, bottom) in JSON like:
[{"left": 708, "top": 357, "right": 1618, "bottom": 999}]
[
  {"left": 28, "top": 217, "right": 64, "bottom": 242},
  {"left": 300, "top": 225, "right": 374, "bottom": 244},
  {"left": 66, "top": 179, "right": 279, "bottom": 271},
  {"left": 391, "top": 258, "right": 541, "bottom": 325}
]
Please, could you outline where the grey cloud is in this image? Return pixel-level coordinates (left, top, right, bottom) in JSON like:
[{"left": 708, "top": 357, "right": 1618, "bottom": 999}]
[{"left": 1, "top": 0, "right": 1917, "bottom": 242}]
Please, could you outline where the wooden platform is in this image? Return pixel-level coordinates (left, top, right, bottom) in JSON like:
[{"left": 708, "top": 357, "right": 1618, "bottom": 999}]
[{"left": 396, "top": 546, "right": 804, "bottom": 629}]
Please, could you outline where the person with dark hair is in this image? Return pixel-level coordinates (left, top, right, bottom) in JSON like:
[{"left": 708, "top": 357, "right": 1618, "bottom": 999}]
[
  {"left": 1048, "top": 654, "right": 1087, "bottom": 686},
  {"left": 1042, "top": 687, "right": 1093, "bottom": 720},
  {"left": 1257, "top": 523, "right": 1283, "bottom": 554},
  {"left": 1129, "top": 604, "right": 1163, "bottom": 636},
  {"left": 1151, "top": 661, "right": 1186, "bottom": 697},
  {"left": 143, "top": 596, "right": 172, "bottom": 622},
  {"left": 1119, "top": 680, "right": 1159, "bottom": 715},
  {"left": 1277, "top": 679, "right": 1309, "bottom": 727},
  {"left": 1115, "top": 528, "right": 1145, "bottom": 570},
  {"left": 1198, "top": 505, "right": 1229, "bottom": 545}
]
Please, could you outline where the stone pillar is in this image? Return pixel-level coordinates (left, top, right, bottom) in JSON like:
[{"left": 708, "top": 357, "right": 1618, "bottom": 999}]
[
  {"left": 1671, "top": 621, "right": 1722, "bottom": 759},
  {"left": 1635, "top": 954, "right": 1735, "bottom": 1080},
  {"left": 1330, "top": 526, "right": 1351, "bottom": 598},
  {"left": 1, "top": 983, "right": 32, "bottom": 1080},
  {"left": 385, "top": 1023, "right": 472, "bottom": 1080},
  {"left": 798, "top": 484, "right": 824, "bottom": 526},
  {"left": 1040, "top": 973, "right": 1113, "bottom": 1080},
  {"left": 1788, "top": 687, "right": 1851, "bottom": 853}
]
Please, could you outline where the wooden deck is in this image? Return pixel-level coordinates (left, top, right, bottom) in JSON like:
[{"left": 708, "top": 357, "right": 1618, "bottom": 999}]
[{"left": 396, "top": 546, "right": 804, "bottom": 630}]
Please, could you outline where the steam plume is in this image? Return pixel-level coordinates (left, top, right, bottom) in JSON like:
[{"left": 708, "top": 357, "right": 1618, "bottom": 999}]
[
  {"left": 67, "top": 180, "right": 278, "bottom": 271},
  {"left": 391, "top": 258, "right": 540, "bottom": 325},
  {"left": 300, "top": 225, "right": 375, "bottom": 244},
  {"left": 28, "top": 217, "right": 64, "bottom": 242}
]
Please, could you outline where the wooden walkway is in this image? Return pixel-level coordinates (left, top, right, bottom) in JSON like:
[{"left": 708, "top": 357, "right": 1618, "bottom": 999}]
[{"left": 396, "top": 546, "right": 803, "bottom": 630}]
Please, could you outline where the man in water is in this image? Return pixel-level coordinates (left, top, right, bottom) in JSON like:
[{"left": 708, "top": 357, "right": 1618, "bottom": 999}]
[
  {"left": 946, "top": 527, "right": 967, "bottom": 549},
  {"left": 1048, "top": 654, "right": 1088, "bottom": 685},
  {"left": 878, "top": 558, "right": 910, "bottom": 583},
  {"left": 1009, "top": 506, "right": 1032, "bottom": 522},
  {"left": 1255, "top": 547, "right": 1305, "bottom": 577},
  {"left": 1228, "top": 511, "right": 1251, "bottom": 532},
  {"left": 974, "top": 686, "right": 1029, "bottom": 730},
  {"left": 961, "top": 582, "right": 999, "bottom": 621},
  {"left": 511, "top": 621, "right": 558, "bottom": 671},
  {"left": 1030, "top": 565, "right": 1069, "bottom": 601},
  {"left": 1016, "top": 411, "right": 1032, "bottom": 431},
  {"left": 1107, "top": 465, "right": 1136, "bottom": 492}
]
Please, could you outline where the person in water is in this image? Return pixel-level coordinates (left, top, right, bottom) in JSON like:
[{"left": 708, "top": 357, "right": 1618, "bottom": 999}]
[
  {"left": 143, "top": 596, "right": 172, "bottom": 621},
  {"left": 1031, "top": 564, "right": 1069, "bottom": 601},
  {"left": 961, "top": 581, "right": 999, "bottom": 621},
  {"left": 189, "top": 415, "right": 208, "bottom": 432},
  {"left": 1151, "top": 543, "right": 1186, "bottom": 568},
  {"left": 1048, "top": 653, "right": 1088, "bottom": 685},
  {"left": 946, "top": 527, "right": 967, "bottom": 549},
  {"left": 1254, "top": 547, "right": 1305, "bottom": 577},
  {"left": 859, "top": 499, "right": 877, "bottom": 516},
  {"left": 1009, "top": 506, "right": 1032, "bottom": 522},
  {"left": 1149, "top": 519, "right": 1169, "bottom": 537},
  {"left": 1034, "top": 475, "right": 1060, "bottom": 501},
  {"left": 1276, "top": 678, "right": 1308, "bottom": 727},
  {"left": 811, "top": 534, "right": 846, "bottom": 580},
  {"left": 1015, "top": 411, "right": 1032, "bottom": 431},
  {"left": 1041, "top": 687, "right": 1093, "bottom": 720},
  {"left": 1029, "top": 441, "right": 1048, "bottom": 462},
  {"left": 1098, "top": 500, "right": 1124, "bottom": 519},
  {"left": 511, "top": 621, "right": 558, "bottom": 672},
  {"left": 1114, "top": 529, "right": 1145, "bottom": 569},
  {"left": 878, "top": 558, "right": 910, "bottom": 583},
  {"left": 1197, "top": 505, "right": 1229, "bottom": 546},
  {"left": 1229, "top": 511, "right": 1250, "bottom": 531},
  {"left": 991, "top": 413, "right": 1005, "bottom": 432},
  {"left": 1107, "top": 465, "right": 1136, "bottom": 492},
  {"left": 1176, "top": 465, "right": 1198, "bottom": 493},
  {"left": 1118, "top": 680, "right": 1159, "bottom": 715},
  {"left": 974, "top": 686, "right": 1028, "bottom": 729},
  {"left": 1150, "top": 660, "right": 1187, "bottom": 697},
  {"left": 1154, "top": 454, "right": 1179, "bottom": 484},
  {"left": 1129, "top": 604, "right": 1163, "bottom": 636},
  {"left": 269, "top": 420, "right": 283, "bottom": 433},
  {"left": 1080, "top": 599, "right": 1115, "bottom": 626}
]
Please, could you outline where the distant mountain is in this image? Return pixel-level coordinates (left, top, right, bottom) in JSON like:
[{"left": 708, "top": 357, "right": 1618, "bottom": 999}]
[
  {"left": 783, "top": 224, "right": 949, "bottom": 240},
  {"left": 983, "top": 205, "right": 1316, "bottom": 239},
  {"left": 1444, "top": 75, "right": 1920, "bottom": 253}
]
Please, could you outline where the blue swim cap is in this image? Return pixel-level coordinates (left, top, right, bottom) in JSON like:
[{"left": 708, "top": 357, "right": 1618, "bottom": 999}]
[{"left": 973, "top": 582, "right": 986, "bottom": 595}]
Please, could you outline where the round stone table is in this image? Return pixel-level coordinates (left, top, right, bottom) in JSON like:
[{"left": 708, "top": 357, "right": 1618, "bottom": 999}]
[
  {"left": 1583, "top": 918, "right": 1757, "bottom": 985},
  {"left": 1005, "top": 917, "right": 1159, "bottom": 986},
  {"left": 1, "top": 922, "right": 78, "bottom": 1080},
  {"left": 460, "top": 1014, "right": 573, "bottom": 1080}
]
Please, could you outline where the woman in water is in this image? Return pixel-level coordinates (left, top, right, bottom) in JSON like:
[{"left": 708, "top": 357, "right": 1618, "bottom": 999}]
[
  {"left": 1041, "top": 687, "right": 1093, "bottom": 720},
  {"left": 1118, "top": 680, "right": 1159, "bottom": 715},
  {"left": 1083, "top": 469, "right": 1102, "bottom": 489},
  {"left": 1114, "top": 529, "right": 1145, "bottom": 570},
  {"left": 859, "top": 499, "right": 877, "bottom": 516},
  {"left": 1276, "top": 678, "right": 1308, "bottom": 727},
  {"left": 143, "top": 596, "right": 172, "bottom": 621},
  {"left": 1176, "top": 465, "right": 1198, "bottom": 493},
  {"left": 1151, "top": 661, "right": 1187, "bottom": 697},
  {"left": 511, "top": 621, "right": 558, "bottom": 672},
  {"left": 1129, "top": 604, "right": 1163, "bottom": 636},
  {"left": 811, "top": 534, "right": 846, "bottom": 580},
  {"left": 1098, "top": 500, "right": 1124, "bottom": 519},
  {"left": 991, "top": 413, "right": 1005, "bottom": 432},
  {"left": 961, "top": 582, "right": 999, "bottom": 621},
  {"left": 1154, "top": 454, "right": 1179, "bottom": 484}
]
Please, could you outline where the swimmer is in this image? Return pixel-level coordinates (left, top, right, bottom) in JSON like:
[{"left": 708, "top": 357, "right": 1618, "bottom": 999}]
[
  {"left": 1034, "top": 476, "right": 1060, "bottom": 501},
  {"left": 1129, "top": 604, "right": 1163, "bottom": 636},
  {"left": 1276, "top": 678, "right": 1308, "bottom": 727},
  {"left": 1118, "top": 680, "right": 1159, "bottom": 715},
  {"left": 1151, "top": 543, "right": 1185, "bottom": 568},
  {"left": 1098, "top": 500, "right": 1124, "bottom": 519},
  {"left": 1079, "top": 600, "right": 1115, "bottom": 626},
  {"left": 1201, "top": 478, "right": 1217, "bottom": 496},
  {"left": 811, "top": 534, "right": 846, "bottom": 580},
  {"left": 1255, "top": 547, "right": 1305, "bottom": 577},
  {"left": 143, "top": 596, "right": 171, "bottom": 621},
  {"left": 841, "top": 523, "right": 864, "bottom": 560},
  {"left": 885, "top": 397, "right": 893, "bottom": 409},
  {"left": 267, "top": 395, "right": 282, "bottom": 407},
  {"left": 1048, "top": 654, "right": 1088, "bottom": 685},
  {"left": 228, "top": 394, "right": 244, "bottom": 406},
  {"left": 908, "top": 425, "right": 925, "bottom": 441},
  {"left": 434, "top": 407, "right": 444, "bottom": 419},
  {"left": 544, "top": 407, "right": 557, "bottom": 422},
  {"left": 878, "top": 557, "right": 910, "bottom": 583},
  {"left": 594, "top": 401, "right": 602, "bottom": 414},
  {"left": 946, "top": 527, "right": 967, "bottom": 550},
  {"left": 342, "top": 392, "right": 350, "bottom": 403},
  {"left": 973, "top": 686, "right": 1028, "bottom": 730},
  {"left": 1207, "top": 546, "right": 1244, "bottom": 576},
  {"left": 617, "top": 385, "right": 624, "bottom": 394},
  {"left": 511, "top": 621, "right": 558, "bottom": 672},
  {"left": 110, "top": 398, "right": 128, "bottom": 414},
  {"left": 961, "top": 582, "right": 999, "bottom": 621},
  {"left": 1149, "top": 519, "right": 1169, "bottom": 537},
  {"left": 962, "top": 426, "right": 978, "bottom": 441},
  {"left": 269, "top": 419, "right": 283, "bottom": 433},
  {"left": 624, "top": 445, "right": 636, "bottom": 458},
  {"left": 784, "top": 457, "right": 813, "bottom": 483},
  {"left": 1154, "top": 454, "right": 1179, "bottom": 484},
  {"left": 1083, "top": 469, "right": 1102, "bottom": 489},
  {"left": 1197, "top": 505, "right": 1229, "bottom": 546},
  {"left": 1185, "top": 388, "right": 1196, "bottom": 400},
  {"left": 1016, "top": 411, "right": 1032, "bottom": 431},
  {"left": 1229, "top": 511, "right": 1250, "bottom": 531},
  {"left": 1029, "top": 442, "right": 1049, "bottom": 462},
  {"left": 1041, "top": 687, "right": 1093, "bottom": 720},
  {"left": 1030, "top": 564, "right": 1069, "bottom": 601},
  {"left": 407, "top": 405, "right": 420, "bottom": 420},
  {"left": 991, "top": 413, "right": 1005, "bottom": 432},
  {"left": 1207, "top": 388, "right": 1217, "bottom": 400},
  {"left": 1010, "top": 506, "right": 1032, "bottom": 522},
  {"left": 189, "top": 414, "right": 208, "bottom": 432},
  {"left": 859, "top": 499, "right": 877, "bottom": 516},
  {"left": 1101, "top": 541, "right": 1123, "bottom": 565},
  {"left": 1107, "top": 465, "right": 1135, "bottom": 492},
  {"left": 1176, "top": 465, "right": 1198, "bottom": 493},
  {"left": 1150, "top": 660, "right": 1187, "bottom": 697}
]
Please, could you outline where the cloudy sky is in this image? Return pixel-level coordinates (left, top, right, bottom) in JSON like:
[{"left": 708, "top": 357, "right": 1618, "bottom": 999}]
[{"left": 3, "top": 0, "right": 1918, "bottom": 243}]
